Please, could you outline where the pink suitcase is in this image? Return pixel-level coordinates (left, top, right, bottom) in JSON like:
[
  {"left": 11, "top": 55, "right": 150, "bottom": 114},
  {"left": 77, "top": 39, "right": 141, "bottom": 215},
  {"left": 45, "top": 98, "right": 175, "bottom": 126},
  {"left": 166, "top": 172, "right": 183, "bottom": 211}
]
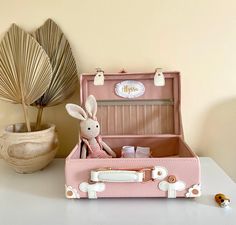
[{"left": 65, "top": 70, "right": 201, "bottom": 199}]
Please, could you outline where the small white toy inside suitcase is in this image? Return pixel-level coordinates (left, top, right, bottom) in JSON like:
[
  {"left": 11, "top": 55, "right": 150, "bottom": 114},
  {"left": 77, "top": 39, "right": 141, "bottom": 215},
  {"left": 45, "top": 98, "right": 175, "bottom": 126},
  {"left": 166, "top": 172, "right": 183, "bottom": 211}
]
[{"left": 65, "top": 70, "right": 201, "bottom": 199}]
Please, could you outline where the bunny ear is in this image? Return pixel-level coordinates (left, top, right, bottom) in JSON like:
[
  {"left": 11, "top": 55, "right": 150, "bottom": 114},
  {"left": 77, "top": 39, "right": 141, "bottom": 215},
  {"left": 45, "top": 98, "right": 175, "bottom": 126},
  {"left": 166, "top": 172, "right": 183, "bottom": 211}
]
[
  {"left": 65, "top": 103, "right": 88, "bottom": 121},
  {"left": 85, "top": 95, "right": 97, "bottom": 119}
]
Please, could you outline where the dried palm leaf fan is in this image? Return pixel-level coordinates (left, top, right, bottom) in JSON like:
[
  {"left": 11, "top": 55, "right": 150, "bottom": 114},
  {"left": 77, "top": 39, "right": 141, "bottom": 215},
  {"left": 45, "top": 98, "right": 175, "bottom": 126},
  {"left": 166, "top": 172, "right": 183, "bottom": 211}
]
[
  {"left": 0, "top": 24, "right": 53, "bottom": 132},
  {"left": 32, "top": 19, "right": 78, "bottom": 130}
]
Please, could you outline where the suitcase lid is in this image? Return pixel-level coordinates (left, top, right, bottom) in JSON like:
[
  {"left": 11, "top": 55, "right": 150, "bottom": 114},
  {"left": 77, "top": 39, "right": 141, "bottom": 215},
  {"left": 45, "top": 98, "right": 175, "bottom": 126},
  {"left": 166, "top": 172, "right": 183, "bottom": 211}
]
[{"left": 80, "top": 71, "right": 183, "bottom": 137}]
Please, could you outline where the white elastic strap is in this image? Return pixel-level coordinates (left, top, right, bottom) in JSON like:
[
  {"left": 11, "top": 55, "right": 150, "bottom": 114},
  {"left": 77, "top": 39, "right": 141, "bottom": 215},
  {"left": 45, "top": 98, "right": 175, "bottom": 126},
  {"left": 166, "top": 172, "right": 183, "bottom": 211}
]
[
  {"left": 168, "top": 184, "right": 177, "bottom": 198},
  {"left": 159, "top": 181, "right": 186, "bottom": 198},
  {"left": 79, "top": 182, "right": 105, "bottom": 199}
]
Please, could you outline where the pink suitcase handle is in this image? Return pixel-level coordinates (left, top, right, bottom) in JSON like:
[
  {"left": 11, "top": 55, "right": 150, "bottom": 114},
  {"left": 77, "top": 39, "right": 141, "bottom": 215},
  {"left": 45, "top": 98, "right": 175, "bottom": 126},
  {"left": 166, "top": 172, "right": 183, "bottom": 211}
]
[{"left": 90, "top": 166, "right": 168, "bottom": 183}]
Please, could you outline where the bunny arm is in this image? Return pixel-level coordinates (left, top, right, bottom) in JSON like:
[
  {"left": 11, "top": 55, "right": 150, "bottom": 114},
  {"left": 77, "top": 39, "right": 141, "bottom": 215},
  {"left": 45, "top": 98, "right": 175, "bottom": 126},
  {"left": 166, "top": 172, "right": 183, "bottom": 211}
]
[
  {"left": 81, "top": 143, "right": 87, "bottom": 159},
  {"left": 101, "top": 141, "right": 116, "bottom": 158}
]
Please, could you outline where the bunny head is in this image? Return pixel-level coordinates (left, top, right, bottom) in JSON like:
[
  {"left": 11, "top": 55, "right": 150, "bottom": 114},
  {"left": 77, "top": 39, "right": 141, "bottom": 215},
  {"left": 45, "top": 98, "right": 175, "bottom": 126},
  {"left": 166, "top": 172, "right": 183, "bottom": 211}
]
[{"left": 66, "top": 95, "right": 100, "bottom": 139}]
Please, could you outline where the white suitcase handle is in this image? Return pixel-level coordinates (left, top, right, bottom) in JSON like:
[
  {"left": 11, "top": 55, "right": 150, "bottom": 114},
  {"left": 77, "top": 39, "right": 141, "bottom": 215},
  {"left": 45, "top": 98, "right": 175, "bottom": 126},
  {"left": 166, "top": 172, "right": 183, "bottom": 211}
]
[{"left": 90, "top": 166, "right": 168, "bottom": 183}]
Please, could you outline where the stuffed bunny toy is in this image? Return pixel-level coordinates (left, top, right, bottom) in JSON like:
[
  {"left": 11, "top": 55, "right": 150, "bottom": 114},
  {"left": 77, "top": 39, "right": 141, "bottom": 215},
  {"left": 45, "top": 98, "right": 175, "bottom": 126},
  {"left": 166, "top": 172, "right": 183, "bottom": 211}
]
[{"left": 66, "top": 95, "right": 116, "bottom": 159}]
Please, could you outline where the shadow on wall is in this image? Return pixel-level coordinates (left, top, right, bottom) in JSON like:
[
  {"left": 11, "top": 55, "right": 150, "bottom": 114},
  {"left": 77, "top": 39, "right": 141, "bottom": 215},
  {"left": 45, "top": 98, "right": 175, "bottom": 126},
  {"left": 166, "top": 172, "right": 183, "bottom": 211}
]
[{"left": 197, "top": 98, "right": 236, "bottom": 182}]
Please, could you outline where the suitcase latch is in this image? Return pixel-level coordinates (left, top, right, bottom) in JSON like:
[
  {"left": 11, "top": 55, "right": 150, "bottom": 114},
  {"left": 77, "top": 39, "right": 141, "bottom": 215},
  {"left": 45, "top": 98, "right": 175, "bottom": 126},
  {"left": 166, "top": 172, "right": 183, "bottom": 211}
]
[
  {"left": 94, "top": 68, "right": 104, "bottom": 85},
  {"left": 139, "top": 168, "right": 153, "bottom": 182},
  {"left": 154, "top": 68, "right": 165, "bottom": 86}
]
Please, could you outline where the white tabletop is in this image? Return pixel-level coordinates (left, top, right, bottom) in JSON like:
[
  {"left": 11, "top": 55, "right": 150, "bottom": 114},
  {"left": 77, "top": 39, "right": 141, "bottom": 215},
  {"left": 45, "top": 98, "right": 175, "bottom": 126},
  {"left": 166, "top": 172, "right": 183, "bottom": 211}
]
[{"left": 0, "top": 157, "right": 235, "bottom": 225}]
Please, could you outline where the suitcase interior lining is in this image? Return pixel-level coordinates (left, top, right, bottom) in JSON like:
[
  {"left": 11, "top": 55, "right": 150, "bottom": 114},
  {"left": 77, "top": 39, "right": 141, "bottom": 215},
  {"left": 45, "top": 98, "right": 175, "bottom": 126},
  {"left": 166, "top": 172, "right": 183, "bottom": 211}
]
[
  {"left": 70, "top": 136, "right": 195, "bottom": 159},
  {"left": 97, "top": 99, "right": 175, "bottom": 135},
  {"left": 103, "top": 136, "right": 194, "bottom": 158}
]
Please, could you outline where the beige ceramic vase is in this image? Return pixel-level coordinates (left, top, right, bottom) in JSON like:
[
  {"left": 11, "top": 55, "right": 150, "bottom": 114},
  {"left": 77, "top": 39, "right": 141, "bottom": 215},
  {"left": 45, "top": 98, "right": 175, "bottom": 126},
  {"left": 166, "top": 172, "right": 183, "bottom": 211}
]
[{"left": 0, "top": 123, "right": 58, "bottom": 173}]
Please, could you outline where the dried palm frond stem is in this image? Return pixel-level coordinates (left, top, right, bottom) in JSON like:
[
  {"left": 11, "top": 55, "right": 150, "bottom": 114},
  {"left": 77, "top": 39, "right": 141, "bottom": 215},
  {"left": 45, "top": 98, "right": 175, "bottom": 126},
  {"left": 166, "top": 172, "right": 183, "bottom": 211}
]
[
  {"left": 32, "top": 19, "right": 78, "bottom": 129},
  {"left": 0, "top": 24, "right": 53, "bottom": 132}
]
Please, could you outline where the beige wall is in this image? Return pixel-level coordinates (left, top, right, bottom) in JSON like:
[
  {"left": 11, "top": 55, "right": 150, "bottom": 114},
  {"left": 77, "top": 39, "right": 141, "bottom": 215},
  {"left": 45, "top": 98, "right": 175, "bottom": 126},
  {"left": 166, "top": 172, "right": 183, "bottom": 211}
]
[{"left": 0, "top": 0, "right": 236, "bottom": 181}]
